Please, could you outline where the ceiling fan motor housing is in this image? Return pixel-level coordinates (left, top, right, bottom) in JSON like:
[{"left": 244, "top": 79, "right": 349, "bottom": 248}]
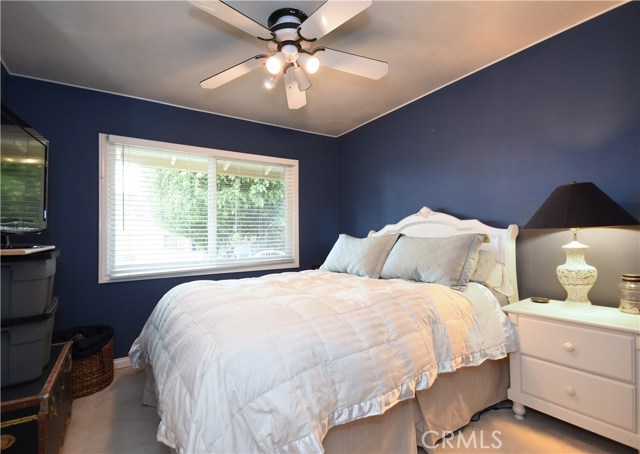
[
  {"left": 267, "top": 8, "right": 312, "bottom": 55},
  {"left": 267, "top": 8, "right": 308, "bottom": 30}
]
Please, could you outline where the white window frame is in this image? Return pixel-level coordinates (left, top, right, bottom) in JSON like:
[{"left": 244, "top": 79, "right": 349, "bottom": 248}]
[{"left": 98, "top": 134, "right": 299, "bottom": 283}]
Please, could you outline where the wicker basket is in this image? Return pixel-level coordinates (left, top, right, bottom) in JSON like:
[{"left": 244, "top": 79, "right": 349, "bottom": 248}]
[
  {"left": 71, "top": 336, "right": 114, "bottom": 398},
  {"left": 53, "top": 325, "right": 115, "bottom": 398}
]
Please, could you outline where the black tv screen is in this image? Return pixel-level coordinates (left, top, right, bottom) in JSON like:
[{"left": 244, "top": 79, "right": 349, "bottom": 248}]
[{"left": 1, "top": 105, "right": 49, "bottom": 235}]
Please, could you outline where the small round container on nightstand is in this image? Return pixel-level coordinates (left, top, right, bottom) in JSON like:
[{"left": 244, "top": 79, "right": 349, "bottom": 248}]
[{"left": 619, "top": 274, "right": 640, "bottom": 315}]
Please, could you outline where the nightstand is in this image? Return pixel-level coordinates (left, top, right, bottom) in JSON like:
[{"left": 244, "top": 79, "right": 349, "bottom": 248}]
[{"left": 503, "top": 299, "right": 640, "bottom": 449}]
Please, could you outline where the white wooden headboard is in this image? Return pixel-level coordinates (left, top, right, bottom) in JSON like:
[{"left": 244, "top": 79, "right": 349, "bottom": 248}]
[{"left": 369, "top": 207, "right": 519, "bottom": 303}]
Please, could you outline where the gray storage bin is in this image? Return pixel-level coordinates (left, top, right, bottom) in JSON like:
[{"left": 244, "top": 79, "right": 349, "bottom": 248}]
[
  {"left": 1, "top": 297, "right": 58, "bottom": 388},
  {"left": 1, "top": 249, "right": 58, "bottom": 319}
]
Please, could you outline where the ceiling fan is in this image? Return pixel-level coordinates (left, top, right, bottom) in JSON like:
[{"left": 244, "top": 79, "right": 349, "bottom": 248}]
[{"left": 191, "top": 0, "right": 389, "bottom": 109}]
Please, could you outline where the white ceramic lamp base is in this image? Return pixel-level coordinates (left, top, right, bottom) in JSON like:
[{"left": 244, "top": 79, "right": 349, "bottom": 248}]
[{"left": 557, "top": 239, "right": 597, "bottom": 311}]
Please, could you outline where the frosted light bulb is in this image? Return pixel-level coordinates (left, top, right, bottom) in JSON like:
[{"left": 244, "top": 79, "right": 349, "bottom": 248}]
[
  {"left": 298, "top": 53, "right": 320, "bottom": 74},
  {"left": 266, "top": 53, "right": 285, "bottom": 75}
]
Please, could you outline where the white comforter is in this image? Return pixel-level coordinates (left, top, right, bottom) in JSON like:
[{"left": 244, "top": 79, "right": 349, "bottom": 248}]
[{"left": 129, "top": 270, "right": 517, "bottom": 453}]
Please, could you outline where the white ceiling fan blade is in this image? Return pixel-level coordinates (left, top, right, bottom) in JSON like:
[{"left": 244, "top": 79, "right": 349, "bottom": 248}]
[
  {"left": 316, "top": 48, "right": 388, "bottom": 80},
  {"left": 200, "top": 56, "right": 265, "bottom": 89},
  {"left": 299, "top": 1, "right": 372, "bottom": 41},
  {"left": 190, "top": 1, "right": 273, "bottom": 40},
  {"left": 284, "top": 67, "right": 306, "bottom": 109}
]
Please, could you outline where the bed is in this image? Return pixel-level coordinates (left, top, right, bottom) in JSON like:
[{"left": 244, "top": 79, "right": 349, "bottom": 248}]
[{"left": 129, "top": 207, "right": 519, "bottom": 453}]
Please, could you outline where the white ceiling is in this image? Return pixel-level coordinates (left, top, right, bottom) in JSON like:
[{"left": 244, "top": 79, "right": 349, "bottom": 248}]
[{"left": 1, "top": 1, "right": 625, "bottom": 137}]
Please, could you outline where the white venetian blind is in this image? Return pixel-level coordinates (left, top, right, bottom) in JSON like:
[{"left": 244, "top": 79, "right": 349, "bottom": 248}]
[{"left": 99, "top": 134, "right": 298, "bottom": 282}]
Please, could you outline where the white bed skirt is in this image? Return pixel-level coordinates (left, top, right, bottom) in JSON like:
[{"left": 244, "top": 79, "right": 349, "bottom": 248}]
[{"left": 142, "top": 357, "right": 509, "bottom": 453}]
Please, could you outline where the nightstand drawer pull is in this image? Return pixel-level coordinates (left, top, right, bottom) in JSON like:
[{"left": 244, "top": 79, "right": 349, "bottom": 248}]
[
  {"left": 564, "top": 385, "right": 575, "bottom": 396},
  {"left": 562, "top": 342, "right": 574, "bottom": 352}
]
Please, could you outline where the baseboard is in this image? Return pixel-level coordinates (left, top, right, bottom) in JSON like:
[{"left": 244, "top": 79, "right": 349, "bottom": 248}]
[{"left": 114, "top": 356, "right": 132, "bottom": 369}]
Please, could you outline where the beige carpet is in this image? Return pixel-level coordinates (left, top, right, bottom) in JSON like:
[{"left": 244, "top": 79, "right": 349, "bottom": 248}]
[{"left": 61, "top": 367, "right": 635, "bottom": 454}]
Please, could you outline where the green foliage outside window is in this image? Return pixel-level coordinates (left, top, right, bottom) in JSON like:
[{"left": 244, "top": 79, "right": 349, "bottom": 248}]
[{"left": 153, "top": 169, "right": 285, "bottom": 257}]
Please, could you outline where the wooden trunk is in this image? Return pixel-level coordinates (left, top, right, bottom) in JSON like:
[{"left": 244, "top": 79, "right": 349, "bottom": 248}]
[{"left": 1, "top": 342, "right": 73, "bottom": 454}]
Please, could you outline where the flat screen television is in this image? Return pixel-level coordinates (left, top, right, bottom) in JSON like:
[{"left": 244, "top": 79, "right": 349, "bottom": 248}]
[{"left": 1, "top": 105, "right": 49, "bottom": 241}]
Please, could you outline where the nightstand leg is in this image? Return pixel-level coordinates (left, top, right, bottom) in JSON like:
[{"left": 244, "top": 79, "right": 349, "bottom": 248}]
[{"left": 512, "top": 402, "right": 526, "bottom": 420}]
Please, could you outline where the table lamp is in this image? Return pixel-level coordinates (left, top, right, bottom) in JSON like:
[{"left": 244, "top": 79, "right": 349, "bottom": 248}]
[{"left": 524, "top": 182, "right": 639, "bottom": 311}]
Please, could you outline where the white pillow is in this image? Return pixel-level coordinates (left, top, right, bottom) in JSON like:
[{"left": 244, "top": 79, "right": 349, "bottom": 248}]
[
  {"left": 470, "top": 250, "right": 498, "bottom": 283},
  {"left": 471, "top": 250, "right": 514, "bottom": 297},
  {"left": 320, "top": 233, "right": 400, "bottom": 278}
]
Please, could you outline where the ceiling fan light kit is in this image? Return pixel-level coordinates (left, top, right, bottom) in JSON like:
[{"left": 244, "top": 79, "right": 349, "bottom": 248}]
[
  {"left": 298, "top": 53, "right": 320, "bottom": 74},
  {"left": 293, "top": 64, "right": 312, "bottom": 91},
  {"left": 192, "top": 0, "right": 389, "bottom": 109},
  {"left": 266, "top": 51, "right": 287, "bottom": 75},
  {"left": 284, "top": 66, "right": 306, "bottom": 109}
]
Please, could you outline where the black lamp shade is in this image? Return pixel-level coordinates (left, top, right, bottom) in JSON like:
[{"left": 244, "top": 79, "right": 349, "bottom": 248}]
[{"left": 525, "top": 182, "right": 639, "bottom": 229}]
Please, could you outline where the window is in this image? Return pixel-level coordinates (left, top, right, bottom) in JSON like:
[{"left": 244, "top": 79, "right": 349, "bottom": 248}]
[{"left": 99, "top": 134, "right": 298, "bottom": 283}]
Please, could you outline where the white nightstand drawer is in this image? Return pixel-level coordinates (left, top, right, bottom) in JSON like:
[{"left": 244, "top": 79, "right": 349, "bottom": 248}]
[
  {"left": 522, "top": 356, "right": 636, "bottom": 431},
  {"left": 518, "top": 316, "right": 635, "bottom": 381}
]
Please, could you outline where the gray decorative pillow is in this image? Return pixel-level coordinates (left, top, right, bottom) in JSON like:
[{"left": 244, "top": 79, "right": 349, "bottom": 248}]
[
  {"left": 320, "top": 233, "right": 400, "bottom": 278},
  {"left": 380, "top": 234, "right": 485, "bottom": 290}
]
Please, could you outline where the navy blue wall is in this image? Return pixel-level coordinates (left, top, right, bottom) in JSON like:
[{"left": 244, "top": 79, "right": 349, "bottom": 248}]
[
  {"left": 336, "top": 3, "right": 639, "bottom": 304},
  {"left": 2, "top": 74, "right": 338, "bottom": 357}
]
